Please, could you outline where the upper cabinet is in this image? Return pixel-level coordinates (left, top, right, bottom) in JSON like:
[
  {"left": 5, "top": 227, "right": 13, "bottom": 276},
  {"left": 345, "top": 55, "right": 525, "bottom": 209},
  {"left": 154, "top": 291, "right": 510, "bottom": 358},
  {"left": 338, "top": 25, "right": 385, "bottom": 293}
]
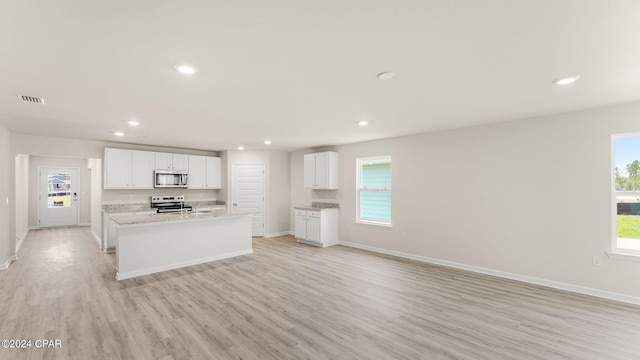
[
  {"left": 104, "top": 148, "right": 155, "bottom": 189},
  {"left": 205, "top": 156, "right": 222, "bottom": 189},
  {"left": 155, "top": 152, "right": 188, "bottom": 171},
  {"left": 188, "top": 155, "right": 221, "bottom": 189},
  {"left": 304, "top": 151, "right": 338, "bottom": 189},
  {"left": 104, "top": 147, "right": 220, "bottom": 190}
]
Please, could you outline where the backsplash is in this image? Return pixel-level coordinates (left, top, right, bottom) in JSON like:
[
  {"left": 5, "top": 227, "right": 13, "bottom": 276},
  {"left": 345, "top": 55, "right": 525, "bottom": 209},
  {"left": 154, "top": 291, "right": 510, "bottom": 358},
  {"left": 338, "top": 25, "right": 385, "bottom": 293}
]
[
  {"left": 311, "top": 202, "right": 339, "bottom": 209},
  {"left": 102, "top": 188, "right": 219, "bottom": 204}
]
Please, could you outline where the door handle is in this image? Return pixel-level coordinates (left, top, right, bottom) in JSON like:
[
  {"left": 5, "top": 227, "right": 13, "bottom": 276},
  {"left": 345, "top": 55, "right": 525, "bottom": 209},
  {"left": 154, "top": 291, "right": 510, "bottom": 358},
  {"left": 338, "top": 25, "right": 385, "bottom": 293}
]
[{"left": 233, "top": 203, "right": 238, "bottom": 207}]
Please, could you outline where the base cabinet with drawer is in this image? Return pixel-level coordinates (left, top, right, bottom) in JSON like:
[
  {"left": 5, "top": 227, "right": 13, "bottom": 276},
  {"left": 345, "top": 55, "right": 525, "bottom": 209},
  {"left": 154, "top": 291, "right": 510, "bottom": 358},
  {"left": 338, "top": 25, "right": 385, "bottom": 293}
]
[{"left": 294, "top": 208, "right": 338, "bottom": 247}]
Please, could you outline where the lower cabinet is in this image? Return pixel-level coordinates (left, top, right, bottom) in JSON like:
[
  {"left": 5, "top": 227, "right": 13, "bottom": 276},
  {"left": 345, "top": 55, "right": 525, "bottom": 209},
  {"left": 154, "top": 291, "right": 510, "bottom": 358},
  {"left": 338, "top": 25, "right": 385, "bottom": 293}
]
[
  {"left": 294, "top": 208, "right": 338, "bottom": 247},
  {"left": 102, "top": 210, "right": 156, "bottom": 252}
]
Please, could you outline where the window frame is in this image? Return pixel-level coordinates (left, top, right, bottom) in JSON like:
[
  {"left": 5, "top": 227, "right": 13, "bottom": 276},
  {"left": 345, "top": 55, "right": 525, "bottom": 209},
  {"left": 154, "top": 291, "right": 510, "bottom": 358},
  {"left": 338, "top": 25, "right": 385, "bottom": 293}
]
[
  {"left": 610, "top": 133, "right": 640, "bottom": 259},
  {"left": 356, "top": 155, "right": 392, "bottom": 228}
]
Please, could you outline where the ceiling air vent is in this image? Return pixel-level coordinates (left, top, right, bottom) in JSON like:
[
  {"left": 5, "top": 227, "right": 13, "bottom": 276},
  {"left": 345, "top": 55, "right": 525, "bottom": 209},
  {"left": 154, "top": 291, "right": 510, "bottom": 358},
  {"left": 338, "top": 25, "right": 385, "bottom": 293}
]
[{"left": 17, "top": 94, "right": 45, "bottom": 105}]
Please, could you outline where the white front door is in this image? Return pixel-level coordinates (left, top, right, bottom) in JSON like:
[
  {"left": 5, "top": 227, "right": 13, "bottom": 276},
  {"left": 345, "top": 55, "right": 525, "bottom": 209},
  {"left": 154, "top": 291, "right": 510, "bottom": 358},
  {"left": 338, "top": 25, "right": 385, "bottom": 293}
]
[
  {"left": 39, "top": 167, "right": 80, "bottom": 227},
  {"left": 232, "top": 163, "right": 265, "bottom": 236}
]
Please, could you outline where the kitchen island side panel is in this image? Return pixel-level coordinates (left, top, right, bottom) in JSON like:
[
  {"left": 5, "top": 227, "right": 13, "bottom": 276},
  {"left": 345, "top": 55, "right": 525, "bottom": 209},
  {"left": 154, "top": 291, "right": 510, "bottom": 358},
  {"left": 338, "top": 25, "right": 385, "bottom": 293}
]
[{"left": 116, "top": 214, "right": 253, "bottom": 280}]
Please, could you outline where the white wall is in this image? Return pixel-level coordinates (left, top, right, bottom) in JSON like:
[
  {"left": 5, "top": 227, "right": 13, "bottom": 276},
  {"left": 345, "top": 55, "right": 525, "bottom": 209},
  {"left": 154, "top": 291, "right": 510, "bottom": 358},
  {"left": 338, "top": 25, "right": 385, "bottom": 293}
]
[
  {"left": 0, "top": 127, "right": 11, "bottom": 268},
  {"left": 291, "top": 101, "right": 640, "bottom": 301},
  {"left": 268, "top": 151, "right": 291, "bottom": 236},
  {"left": 14, "top": 154, "right": 29, "bottom": 249},
  {"left": 88, "top": 158, "right": 103, "bottom": 244}
]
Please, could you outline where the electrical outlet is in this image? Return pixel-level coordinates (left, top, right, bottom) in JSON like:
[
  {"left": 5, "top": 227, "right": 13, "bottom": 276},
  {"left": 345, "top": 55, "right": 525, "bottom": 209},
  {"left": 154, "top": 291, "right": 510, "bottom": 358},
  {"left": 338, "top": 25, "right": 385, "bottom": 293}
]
[
  {"left": 401, "top": 230, "right": 406, "bottom": 238},
  {"left": 592, "top": 256, "right": 602, "bottom": 266}
]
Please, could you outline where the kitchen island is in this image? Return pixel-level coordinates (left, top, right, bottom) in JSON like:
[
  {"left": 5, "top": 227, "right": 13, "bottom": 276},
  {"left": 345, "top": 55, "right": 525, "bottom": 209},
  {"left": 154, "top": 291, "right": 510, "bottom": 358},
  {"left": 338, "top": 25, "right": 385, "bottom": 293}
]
[{"left": 110, "top": 209, "right": 255, "bottom": 280}]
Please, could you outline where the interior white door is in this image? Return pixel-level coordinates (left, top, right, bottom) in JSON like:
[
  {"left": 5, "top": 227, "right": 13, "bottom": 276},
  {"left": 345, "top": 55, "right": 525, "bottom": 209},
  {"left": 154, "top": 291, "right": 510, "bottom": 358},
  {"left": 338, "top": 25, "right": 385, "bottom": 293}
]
[
  {"left": 39, "top": 167, "right": 80, "bottom": 227},
  {"left": 232, "top": 163, "right": 265, "bottom": 236}
]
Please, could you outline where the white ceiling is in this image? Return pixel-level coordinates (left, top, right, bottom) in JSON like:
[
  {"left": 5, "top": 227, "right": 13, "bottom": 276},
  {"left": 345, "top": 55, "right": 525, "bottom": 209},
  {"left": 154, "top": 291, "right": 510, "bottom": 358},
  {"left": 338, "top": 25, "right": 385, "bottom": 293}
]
[{"left": 1, "top": 0, "right": 640, "bottom": 152}]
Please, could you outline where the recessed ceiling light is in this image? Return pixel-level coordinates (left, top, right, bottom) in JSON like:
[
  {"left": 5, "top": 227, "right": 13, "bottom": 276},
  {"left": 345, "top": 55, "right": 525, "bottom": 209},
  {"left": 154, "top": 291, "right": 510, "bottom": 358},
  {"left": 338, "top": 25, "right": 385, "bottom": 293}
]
[
  {"left": 127, "top": 120, "right": 140, "bottom": 126},
  {"left": 237, "top": 146, "right": 244, "bottom": 150},
  {"left": 358, "top": 120, "right": 369, "bottom": 126},
  {"left": 377, "top": 72, "right": 395, "bottom": 80},
  {"left": 114, "top": 132, "right": 124, "bottom": 137},
  {"left": 173, "top": 64, "right": 197, "bottom": 75},
  {"left": 553, "top": 75, "right": 580, "bottom": 86},
  {"left": 264, "top": 140, "right": 272, "bottom": 145}
]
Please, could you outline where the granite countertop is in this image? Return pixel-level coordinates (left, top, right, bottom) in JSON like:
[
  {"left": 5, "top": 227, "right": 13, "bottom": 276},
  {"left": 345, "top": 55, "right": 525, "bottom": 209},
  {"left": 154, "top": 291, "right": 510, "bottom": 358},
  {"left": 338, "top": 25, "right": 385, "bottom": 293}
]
[
  {"left": 294, "top": 206, "right": 340, "bottom": 211},
  {"left": 295, "top": 202, "right": 339, "bottom": 211},
  {"left": 102, "top": 200, "right": 226, "bottom": 213},
  {"left": 102, "top": 203, "right": 154, "bottom": 213},
  {"left": 109, "top": 208, "right": 255, "bottom": 226}
]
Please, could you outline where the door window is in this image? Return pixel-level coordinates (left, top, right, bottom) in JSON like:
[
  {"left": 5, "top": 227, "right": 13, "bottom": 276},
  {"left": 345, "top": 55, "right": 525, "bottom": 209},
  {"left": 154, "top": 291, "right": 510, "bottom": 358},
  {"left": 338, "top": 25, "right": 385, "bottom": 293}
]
[{"left": 48, "top": 172, "right": 71, "bottom": 208}]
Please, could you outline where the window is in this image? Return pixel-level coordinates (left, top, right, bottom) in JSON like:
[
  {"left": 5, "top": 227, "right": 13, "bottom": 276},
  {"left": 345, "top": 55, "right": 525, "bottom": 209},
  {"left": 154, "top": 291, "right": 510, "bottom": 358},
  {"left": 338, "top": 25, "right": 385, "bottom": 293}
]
[
  {"left": 47, "top": 172, "right": 71, "bottom": 208},
  {"left": 612, "top": 135, "right": 640, "bottom": 256},
  {"left": 357, "top": 156, "right": 392, "bottom": 227}
]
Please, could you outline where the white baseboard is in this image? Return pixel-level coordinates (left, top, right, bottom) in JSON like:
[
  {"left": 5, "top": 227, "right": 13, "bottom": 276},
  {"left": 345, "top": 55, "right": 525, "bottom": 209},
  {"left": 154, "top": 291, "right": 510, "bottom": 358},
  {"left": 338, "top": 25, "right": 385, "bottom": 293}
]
[
  {"left": 79, "top": 222, "right": 91, "bottom": 227},
  {"left": 339, "top": 241, "right": 640, "bottom": 306},
  {"left": 0, "top": 255, "right": 18, "bottom": 271},
  {"left": 116, "top": 249, "right": 254, "bottom": 281},
  {"left": 90, "top": 230, "right": 102, "bottom": 247},
  {"left": 264, "top": 231, "right": 293, "bottom": 238},
  {"left": 15, "top": 229, "right": 29, "bottom": 253}
]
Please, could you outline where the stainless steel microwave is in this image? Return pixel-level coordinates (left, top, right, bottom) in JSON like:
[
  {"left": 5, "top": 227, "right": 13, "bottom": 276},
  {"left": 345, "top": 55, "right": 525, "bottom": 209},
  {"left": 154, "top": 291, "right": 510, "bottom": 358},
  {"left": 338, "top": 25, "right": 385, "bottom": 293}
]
[{"left": 154, "top": 170, "right": 189, "bottom": 188}]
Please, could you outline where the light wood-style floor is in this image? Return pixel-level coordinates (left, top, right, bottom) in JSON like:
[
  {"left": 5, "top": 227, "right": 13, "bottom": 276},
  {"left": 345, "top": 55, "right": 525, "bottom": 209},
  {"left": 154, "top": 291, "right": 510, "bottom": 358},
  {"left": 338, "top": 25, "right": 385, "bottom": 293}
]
[{"left": 1, "top": 227, "right": 639, "bottom": 360}]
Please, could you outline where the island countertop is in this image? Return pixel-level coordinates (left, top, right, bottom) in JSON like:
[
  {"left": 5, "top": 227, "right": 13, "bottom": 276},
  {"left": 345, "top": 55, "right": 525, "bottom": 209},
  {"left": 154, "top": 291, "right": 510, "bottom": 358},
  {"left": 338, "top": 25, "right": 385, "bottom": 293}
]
[{"left": 110, "top": 209, "right": 255, "bottom": 226}]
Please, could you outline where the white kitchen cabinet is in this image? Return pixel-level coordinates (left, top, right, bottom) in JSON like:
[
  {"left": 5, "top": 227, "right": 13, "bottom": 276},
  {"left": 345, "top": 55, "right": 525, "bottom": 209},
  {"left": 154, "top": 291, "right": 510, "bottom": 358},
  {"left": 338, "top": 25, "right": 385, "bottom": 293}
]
[
  {"left": 306, "top": 215, "right": 321, "bottom": 243},
  {"left": 155, "top": 152, "right": 172, "bottom": 171},
  {"left": 205, "top": 156, "right": 222, "bottom": 189},
  {"left": 131, "top": 151, "right": 155, "bottom": 188},
  {"left": 188, "top": 155, "right": 221, "bottom": 189},
  {"left": 104, "top": 148, "right": 154, "bottom": 189},
  {"left": 304, "top": 151, "right": 338, "bottom": 189},
  {"left": 155, "top": 152, "right": 189, "bottom": 171},
  {"left": 102, "top": 209, "right": 156, "bottom": 251},
  {"left": 294, "top": 213, "right": 307, "bottom": 240},
  {"left": 188, "top": 155, "right": 206, "bottom": 188},
  {"left": 173, "top": 154, "right": 189, "bottom": 171},
  {"left": 294, "top": 208, "right": 338, "bottom": 247}
]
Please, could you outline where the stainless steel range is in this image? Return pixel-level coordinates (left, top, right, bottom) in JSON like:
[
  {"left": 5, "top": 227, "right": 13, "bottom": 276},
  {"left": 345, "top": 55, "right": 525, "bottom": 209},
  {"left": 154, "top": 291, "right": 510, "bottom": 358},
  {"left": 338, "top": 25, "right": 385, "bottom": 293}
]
[{"left": 151, "top": 195, "right": 192, "bottom": 213}]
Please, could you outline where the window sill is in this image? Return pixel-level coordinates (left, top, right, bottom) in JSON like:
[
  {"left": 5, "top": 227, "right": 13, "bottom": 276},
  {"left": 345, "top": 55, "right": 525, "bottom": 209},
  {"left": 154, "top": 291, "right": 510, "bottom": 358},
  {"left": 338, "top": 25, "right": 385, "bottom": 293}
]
[
  {"left": 355, "top": 220, "right": 392, "bottom": 229},
  {"left": 607, "top": 251, "right": 640, "bottom": 262}
]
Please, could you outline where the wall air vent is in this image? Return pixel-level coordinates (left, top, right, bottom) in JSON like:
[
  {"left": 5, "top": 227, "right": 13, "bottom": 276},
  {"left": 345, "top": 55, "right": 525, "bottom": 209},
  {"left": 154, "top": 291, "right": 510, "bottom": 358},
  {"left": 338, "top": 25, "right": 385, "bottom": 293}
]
[{"left": 17, "top": 94, "right": 45, "bottom": 105}]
